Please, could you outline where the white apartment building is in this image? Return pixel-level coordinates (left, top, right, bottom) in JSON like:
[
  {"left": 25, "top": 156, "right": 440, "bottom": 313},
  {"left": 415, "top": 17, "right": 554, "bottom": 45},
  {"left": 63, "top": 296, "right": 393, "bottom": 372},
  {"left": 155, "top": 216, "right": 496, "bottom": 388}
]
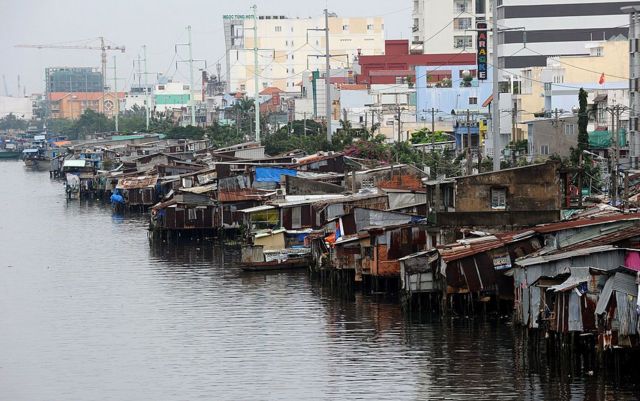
[
  {"left": 412, "top": 0, "right": 489, "bottom": 54},
  {"left": 223, "top": 14, "right": 385, "bottom": 96}
]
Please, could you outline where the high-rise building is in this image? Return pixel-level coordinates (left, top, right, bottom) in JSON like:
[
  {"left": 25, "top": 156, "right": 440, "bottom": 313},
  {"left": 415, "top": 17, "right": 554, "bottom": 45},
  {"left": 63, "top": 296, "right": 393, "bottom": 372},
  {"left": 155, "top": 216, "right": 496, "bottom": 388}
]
[
  {"left": 45, "top": 67, "right": 103, "bottom": 94},
  {"left": 411, "top": 0, "right": 489, "bottom": 54},
  {"left": 223, "top": 13, "right": 385, "bottom": 96},
  {"left": 624, "top": 4, "right": 640, "bottom": 161},
  {"left": 497, "top": 0, "right": 635, "bottom": 69}
]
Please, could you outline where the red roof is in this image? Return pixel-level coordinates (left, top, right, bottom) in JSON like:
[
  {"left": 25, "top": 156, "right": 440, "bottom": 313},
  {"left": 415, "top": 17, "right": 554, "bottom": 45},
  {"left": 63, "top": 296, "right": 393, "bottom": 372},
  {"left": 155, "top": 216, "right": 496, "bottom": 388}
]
[{"left": 259, "top": 87, "right": 284, "bottom": 95}]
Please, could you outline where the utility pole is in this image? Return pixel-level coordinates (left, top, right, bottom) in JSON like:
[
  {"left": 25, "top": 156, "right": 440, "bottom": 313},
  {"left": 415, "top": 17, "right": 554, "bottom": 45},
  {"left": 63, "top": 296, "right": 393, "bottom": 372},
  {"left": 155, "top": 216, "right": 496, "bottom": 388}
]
[
  {"left": 143, "top": 45, "right": 150, "bottom": 131},
  {"left": 113, "top": 55, "right": 119, "bottom": 132},
  {"left": 325, "top": 9, "right": 332, "bottom": 143},
  {"left": 491, "top": 0, "right": 500, "bottom": 171},
  {"left": 253, "top": 4, "right": 261, "bottom": 142},
  {"left": 466, "top": 109, "right": 473, "bottom": 175},
  {"left": 187, "top": 26, "right": 196, "bottom": 126},
  {"left": 431, "top": 107, "right": 438, "bottom": 133}
]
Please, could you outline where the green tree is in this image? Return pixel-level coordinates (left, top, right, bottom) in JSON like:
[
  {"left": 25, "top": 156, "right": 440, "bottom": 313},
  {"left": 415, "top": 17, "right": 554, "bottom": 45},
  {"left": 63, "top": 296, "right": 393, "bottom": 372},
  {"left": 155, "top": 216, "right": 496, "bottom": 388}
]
[
  {"left": 577, "top": 88, "right": 589, "bottom": 153},
  {"left": 73, "top": 109, "right": 115, "bottom": 138},
  {"left": 410, "top": 128, "right": 451, "bottom": 144},
  {"left": 0, "top": 113, "right": 28, "bottom": 130},
  {"left": 165, "top": 125, "right": 205, "bottom": 140},
  {"left": 46, "top": 118, "right": 75, "bottom": 136},
  {"left": 207, "top": 122, "right": 246, "bottom": 148},
  {"left": 263, "top": 119, "right": 330, "bottom": 155}
]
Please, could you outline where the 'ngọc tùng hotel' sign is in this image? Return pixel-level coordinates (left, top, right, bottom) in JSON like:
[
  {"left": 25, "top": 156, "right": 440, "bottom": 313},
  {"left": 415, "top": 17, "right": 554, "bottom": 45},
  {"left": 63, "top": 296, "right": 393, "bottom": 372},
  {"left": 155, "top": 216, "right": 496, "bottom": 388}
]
[{"left": 477, "top": 22, "right": 488, "bottom": 81}]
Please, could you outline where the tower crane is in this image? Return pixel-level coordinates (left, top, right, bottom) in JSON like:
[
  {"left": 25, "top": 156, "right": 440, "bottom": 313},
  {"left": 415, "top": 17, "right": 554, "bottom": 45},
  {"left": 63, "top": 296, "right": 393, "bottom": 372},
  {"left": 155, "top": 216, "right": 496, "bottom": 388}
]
[{"left": 15, "top": 37, "right": 125, "bottom": 91}]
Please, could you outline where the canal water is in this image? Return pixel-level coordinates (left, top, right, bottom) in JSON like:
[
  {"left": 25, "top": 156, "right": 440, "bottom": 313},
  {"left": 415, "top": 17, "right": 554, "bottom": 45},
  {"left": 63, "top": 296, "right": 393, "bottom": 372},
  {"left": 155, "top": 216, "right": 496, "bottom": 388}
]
[{"left": 0, "top": 160, "right": 638, "bottom": 401}]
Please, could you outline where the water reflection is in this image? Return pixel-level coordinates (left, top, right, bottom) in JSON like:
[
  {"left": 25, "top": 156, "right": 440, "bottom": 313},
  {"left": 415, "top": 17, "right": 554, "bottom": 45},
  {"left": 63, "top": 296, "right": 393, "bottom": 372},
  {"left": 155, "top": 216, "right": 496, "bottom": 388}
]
[{"left": 0, "top": 160, "right": 638, "bottom": 401}]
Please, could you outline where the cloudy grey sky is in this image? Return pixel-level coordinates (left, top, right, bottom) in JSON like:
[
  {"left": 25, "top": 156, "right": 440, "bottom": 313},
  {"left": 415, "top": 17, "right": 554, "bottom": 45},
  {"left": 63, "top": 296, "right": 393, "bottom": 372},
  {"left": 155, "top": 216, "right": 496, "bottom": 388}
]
[{"left": 0, "top": 0, "right": 411, "bottom": 95}]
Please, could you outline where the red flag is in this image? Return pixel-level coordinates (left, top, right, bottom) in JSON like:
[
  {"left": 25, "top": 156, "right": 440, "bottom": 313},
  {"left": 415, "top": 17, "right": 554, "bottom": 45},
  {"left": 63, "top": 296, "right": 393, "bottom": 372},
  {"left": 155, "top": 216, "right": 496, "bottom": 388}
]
[{"left": 599, "top": 73, "right": 605, "bottom": 85}]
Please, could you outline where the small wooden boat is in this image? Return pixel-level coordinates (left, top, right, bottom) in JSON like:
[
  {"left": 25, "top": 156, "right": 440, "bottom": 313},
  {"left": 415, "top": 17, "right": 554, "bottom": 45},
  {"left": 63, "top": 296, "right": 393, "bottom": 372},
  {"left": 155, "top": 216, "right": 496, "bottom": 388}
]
[{"left": 240, "top": 257, "right": 309, "bottom": 272}]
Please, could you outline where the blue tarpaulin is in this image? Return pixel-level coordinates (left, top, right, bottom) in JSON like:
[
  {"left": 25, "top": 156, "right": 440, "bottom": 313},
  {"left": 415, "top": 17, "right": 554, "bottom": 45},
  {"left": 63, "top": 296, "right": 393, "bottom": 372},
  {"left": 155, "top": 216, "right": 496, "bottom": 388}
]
[{"left": 255, "top": 167, "right": 297, "bottom": 182}]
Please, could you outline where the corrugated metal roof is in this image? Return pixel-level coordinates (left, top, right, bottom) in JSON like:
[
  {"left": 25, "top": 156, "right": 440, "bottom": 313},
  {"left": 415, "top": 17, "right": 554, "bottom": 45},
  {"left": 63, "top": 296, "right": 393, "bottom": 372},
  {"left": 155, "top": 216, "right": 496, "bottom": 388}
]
[
  {"left": 549, "top": 267, "right": 591, "bottom": 292},
  {"left": 439, "top": 230, "right": 534, "bottom": 262},
  {"left": 517, "top": 245, "right": 616, "bottom": 267},
  {"left": 595, "top": 272, "right": 638, "bottom": 315},
  {"left": 116, "top": 175, "right": 158, "bottom": 190},
  {"left": 239, "top": 205, "right": 276, "bottom": 213},
  {"left": 534, "top": 214, "right": 640, "bottom": 233},
  {"left": 63, "top": 160, "right": 88, "bottom": 168},
  {"left": 218, "top": 189, "right": 270, "bottom": 203},
  {"left": 180, "top": 184, "right": 216, "bottom": 194}
]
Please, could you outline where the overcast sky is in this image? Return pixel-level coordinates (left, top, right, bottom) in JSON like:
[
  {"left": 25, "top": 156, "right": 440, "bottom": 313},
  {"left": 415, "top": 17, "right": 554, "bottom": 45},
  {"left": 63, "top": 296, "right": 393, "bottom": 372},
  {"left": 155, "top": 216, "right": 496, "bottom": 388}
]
[{"left": 0, "top": 0, "right": 411, "bottom": 95}]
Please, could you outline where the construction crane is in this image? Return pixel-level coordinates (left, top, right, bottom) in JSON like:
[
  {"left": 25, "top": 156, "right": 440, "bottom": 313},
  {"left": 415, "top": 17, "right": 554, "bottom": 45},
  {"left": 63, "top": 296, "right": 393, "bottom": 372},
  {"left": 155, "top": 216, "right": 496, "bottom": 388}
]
[{"left": 15, "top": 37, "right": 125, "bottom": 91}]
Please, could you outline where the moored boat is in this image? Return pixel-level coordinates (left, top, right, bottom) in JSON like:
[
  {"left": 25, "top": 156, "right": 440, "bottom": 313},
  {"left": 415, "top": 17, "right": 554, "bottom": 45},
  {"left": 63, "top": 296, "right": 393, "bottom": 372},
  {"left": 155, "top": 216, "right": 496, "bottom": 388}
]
[{"left": 240, "top": 257, "right": 309, "bottom": 272}]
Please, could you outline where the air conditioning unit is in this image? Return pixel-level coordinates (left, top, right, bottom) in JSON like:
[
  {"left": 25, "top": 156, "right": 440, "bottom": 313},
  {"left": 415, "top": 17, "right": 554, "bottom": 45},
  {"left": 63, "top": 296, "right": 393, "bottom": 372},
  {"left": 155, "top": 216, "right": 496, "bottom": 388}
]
[{"left": 275, "top": 188, "right": 286, "bottom": 196}]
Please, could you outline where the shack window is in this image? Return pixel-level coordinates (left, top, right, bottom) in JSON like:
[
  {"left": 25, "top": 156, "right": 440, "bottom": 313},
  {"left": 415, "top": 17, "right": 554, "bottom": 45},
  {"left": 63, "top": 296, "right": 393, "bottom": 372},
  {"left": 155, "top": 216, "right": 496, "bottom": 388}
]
[
  {"left": 491, "top": 188, "right": 506, "bottom": 210},
  {"left": 188, "top": 208, "right": 197, "bottom": 221},
  {"left": 291, "top": 206, "right": 302, "bottom": 229}
]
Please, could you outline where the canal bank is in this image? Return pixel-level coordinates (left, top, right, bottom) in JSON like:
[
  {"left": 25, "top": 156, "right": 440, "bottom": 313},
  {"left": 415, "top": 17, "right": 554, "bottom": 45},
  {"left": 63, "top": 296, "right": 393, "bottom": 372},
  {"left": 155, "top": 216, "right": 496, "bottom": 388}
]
[{"left": 1, "top": 159, "right": 638, "bottom": 400}]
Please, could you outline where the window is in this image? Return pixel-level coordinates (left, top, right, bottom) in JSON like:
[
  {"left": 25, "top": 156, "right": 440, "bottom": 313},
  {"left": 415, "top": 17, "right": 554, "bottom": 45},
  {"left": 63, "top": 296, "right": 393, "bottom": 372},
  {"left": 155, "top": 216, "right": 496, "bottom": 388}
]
[
  {"left": 491, "top": 188, "right": 506, "bottom": 210},
  {"left": 469, "top": 97, "right": 477, "bottom": 105},
  {"left": 453, "top": 35, "right": 472, "bottom": 49},
  {"left": 367, "top": 24, "right": 374, "bottom": 30},
  {"left": 291, "top": 206, "right": 301, "bottom": 229},
  {"left": 240, "top": 84, "right": 246, "bottom": 91},
  {"left": 591, "top": 46, "right": 604, "bottom": 57},
  {"left": 183, "top": 85, "right": 190, "bottom": 90},
  {"left": 564, "top": 124, "right": 575, "bottom": 135},
  {"left": 453, "top": 17, "right": 472, "bottom": 30},
  {"left": 540, "top": 144, "right": 549, "bottom": 155},
  {"left": 291, "top": 40, "right": 294, "bottom": 47},
  {"left": 285, "top": 40, "right": 288, "bottom": 46},
  {"left": 275, "top": 26, "right": 282, "bottom": 32},
  {"left": 342, "top": 25, "right": 349, "bottom": 31},
  {"left": 157, "top": 85, "right": 165, "bottom": 90},
  {"left": 291, "top": 68, "right": 295, "bottom": 73},
  {"left": 499, "top": 81, "right": 511, "bottom": 93}
]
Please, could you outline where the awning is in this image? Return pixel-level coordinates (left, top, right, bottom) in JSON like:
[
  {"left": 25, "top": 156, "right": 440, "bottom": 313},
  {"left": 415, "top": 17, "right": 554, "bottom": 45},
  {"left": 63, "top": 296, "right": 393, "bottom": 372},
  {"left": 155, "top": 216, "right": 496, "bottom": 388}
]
[
  {"left": 593, "top": 94, "right": 608, "bottom": 103},
  {"left": 239, "top": 205, "right": 276, "bottom": 213}
]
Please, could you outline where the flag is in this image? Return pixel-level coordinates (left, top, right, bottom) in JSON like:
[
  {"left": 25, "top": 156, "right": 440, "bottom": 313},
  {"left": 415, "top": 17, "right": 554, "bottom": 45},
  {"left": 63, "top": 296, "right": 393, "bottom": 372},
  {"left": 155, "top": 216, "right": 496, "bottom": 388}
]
[
  {"left": 599, "top": 73, "right": 605, "bottom": 85},
  {"left": 335, "top": 217, "right": 344, "bottom": 240}
]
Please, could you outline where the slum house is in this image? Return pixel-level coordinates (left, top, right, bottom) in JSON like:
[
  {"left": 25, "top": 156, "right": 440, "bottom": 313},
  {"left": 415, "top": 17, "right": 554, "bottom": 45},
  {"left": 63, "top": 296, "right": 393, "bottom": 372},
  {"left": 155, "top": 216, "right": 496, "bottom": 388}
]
[
  {"left": 62, "top": 159, "right": 96, "bottom": 198},
  {"left": 513, "top": 246, "right": 631, "bottom": 330},
  {"left": 115, "top": 175, "right": 159, "bottom": 210},
  {"left": 436, "top": 230, "right": 543, "bottom": 315},
  {"left": 213, "top": 142, "right": 266, "bottom": 160},
  {"left": 595, "top": 271, "right": 639, "bottom": 349},
  {"left": 284, "top": 175, "right": 345, "bottom": 196},
  {"left": 345, "top": 164, "right": 428, "bottom": 192},
  {"left": 424, "top": 161, "right": 569, "bottom": 231},
  {"left": 384, "top": 188, "right": 427, "bottom": 215},
  {"left": 312, "top": 208, "right": 422, "bottom": 287},
  {"left": 120, "top": 152, "right": 183, "bottom": 173},
  {"left": 295, "top": 152, "right": 346, "bottom": 174},
  {"left": 150, "top": 190, "right": 220, "bottom": 240},
  {"left": 399, "top": 250, "right": 442, "bottom": 310}
]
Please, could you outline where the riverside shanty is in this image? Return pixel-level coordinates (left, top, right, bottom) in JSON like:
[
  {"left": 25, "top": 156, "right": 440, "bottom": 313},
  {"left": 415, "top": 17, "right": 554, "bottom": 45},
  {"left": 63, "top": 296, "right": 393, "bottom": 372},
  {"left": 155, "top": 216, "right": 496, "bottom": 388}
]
[{"left": 54, "top": 134, "right": 640, "bottom": 366}]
